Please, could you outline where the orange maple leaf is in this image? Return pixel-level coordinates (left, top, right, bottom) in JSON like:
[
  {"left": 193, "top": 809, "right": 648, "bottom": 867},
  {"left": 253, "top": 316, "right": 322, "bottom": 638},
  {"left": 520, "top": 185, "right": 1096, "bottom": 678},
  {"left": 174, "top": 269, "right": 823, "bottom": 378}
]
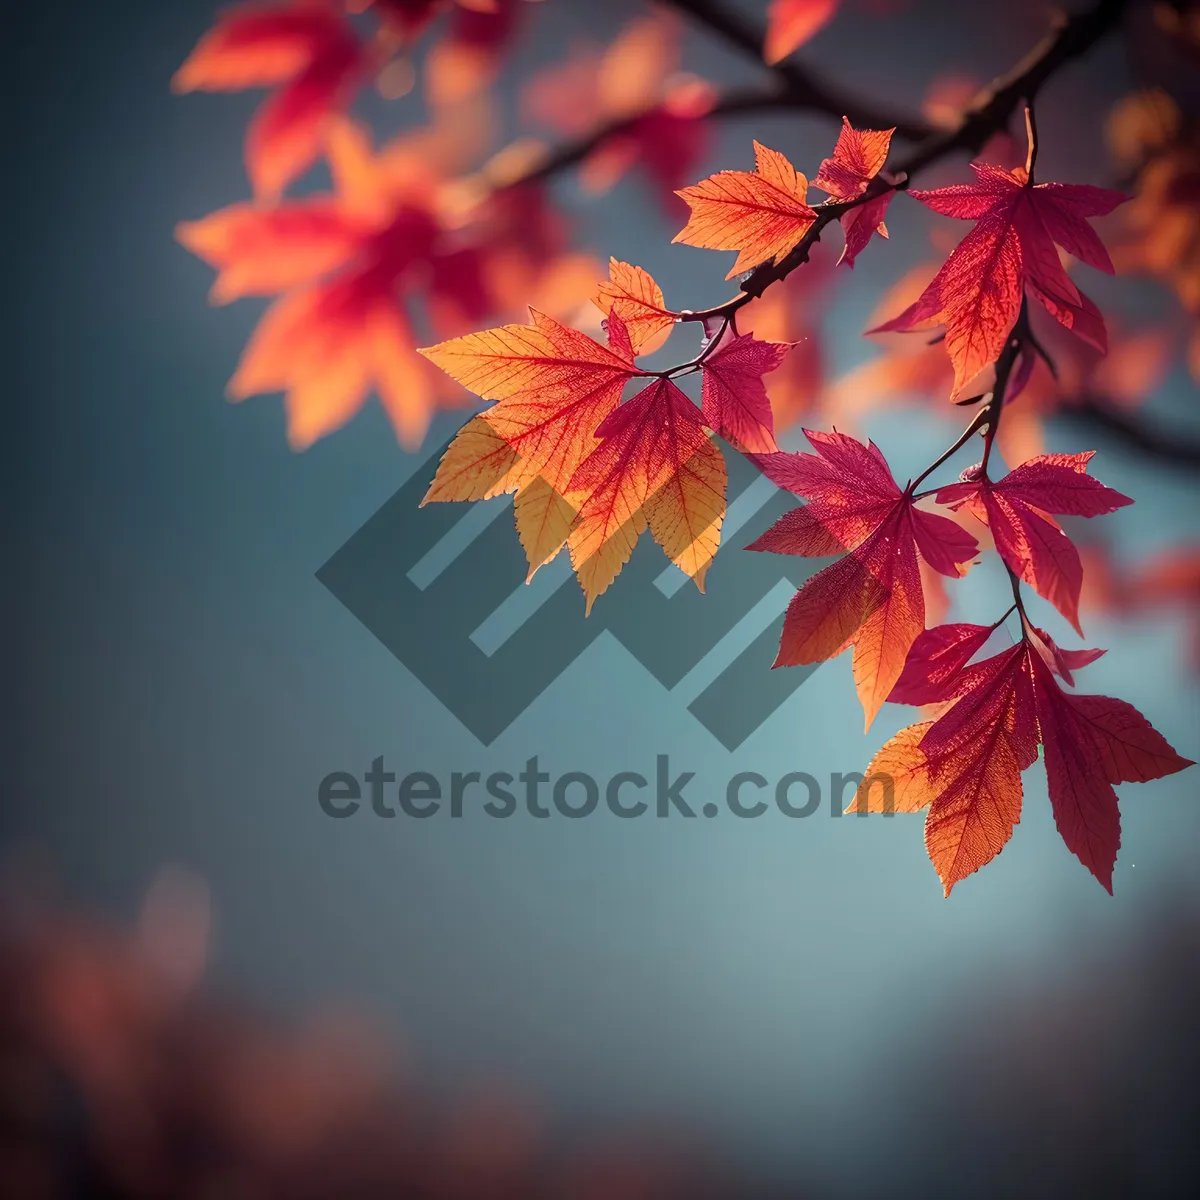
[
  {"left": 421, "top": 302, "right": 736, "bottom": 610},
  {"left": 420, "top": 308, "right": 641, "bottom": 583},
  {"left": 812, "top": 116, "right": 895, "bottom": 266},
  {"left": 593, "top": 259, "right": 678, "bottom": 356},
  {"left": 674, "top": 141, "right": 818, "bottom": 279}
]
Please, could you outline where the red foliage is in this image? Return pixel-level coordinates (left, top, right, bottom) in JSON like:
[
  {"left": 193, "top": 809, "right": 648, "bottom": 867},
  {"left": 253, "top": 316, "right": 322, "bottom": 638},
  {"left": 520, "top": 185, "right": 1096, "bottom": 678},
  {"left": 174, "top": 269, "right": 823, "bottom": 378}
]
[{"left": 174, "top": 0, "right": 1197, "bottom": 894}]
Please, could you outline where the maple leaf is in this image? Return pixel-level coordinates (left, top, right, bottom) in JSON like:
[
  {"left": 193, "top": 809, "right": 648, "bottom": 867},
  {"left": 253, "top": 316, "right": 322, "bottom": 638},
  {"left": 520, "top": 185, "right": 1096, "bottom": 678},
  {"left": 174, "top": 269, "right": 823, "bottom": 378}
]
[
  {"left": 851, "top": 630, "right": 1193, "bottom": 894},
  {"left": 180, "top": 117, "right": 598, "bottom": 447},
  {"left": 176, "top": 199, "right": 368, "bottom": 304},
  {"left": 674, "top": 142, "right": 818, "bottom": 279},
  {"left": 874, "top": 162, "right": 1127, "bottom": 396},
  {"left": 421, "top": 300, "right": 732, "bottom": 608},
  {"left": 593, "top": 259, "right": 678, "bottom": 356},
  {"left": 888, "top": 621, "right": 998, "bottom": 705},
  {"left": 229, "top": 269, "right": 438, "bottom": 447},
  {"left": 738, "top": 250, "right": 835, "bottom": 430},
  {"left": 937, "top": 451, "right": 1132, "bottom": 634},
  {"left": 566, "top": 376, "right": 727, "bottom": 612},
  {"left": 763, "top": 0, "right": 839, "bottom": 65},
  {"left": 699, "top": 329, "right": 791, "bottom": 453},
  {"left": 174, "top": 0, "right": 369, "bottom": 199},
  {"left": 748, "top": 430, "right": 978, "bottom": 728},
  {"left": 812, "top": 117, "right": 895, "bottom": 266},
  {"left": 420, "top": 308, "right": 639, "bottom": 568}
]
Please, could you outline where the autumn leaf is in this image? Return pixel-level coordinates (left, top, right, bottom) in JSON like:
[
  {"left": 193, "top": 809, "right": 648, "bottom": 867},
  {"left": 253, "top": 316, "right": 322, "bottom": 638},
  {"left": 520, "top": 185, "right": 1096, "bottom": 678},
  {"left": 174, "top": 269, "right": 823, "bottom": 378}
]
[
  {"left": 699, "top": 329, "right": 790, "bottom": 452},
  {"left": 812, "top": 116, "right": 895, "bottom": 266},
  {"left": 763, "top": 0, "right": 839, "bottom": 65},
  {"left": 888, "top": 621, "right": 998, "bottom": 705},
  {"left": 853, "top": 629, "right": 1192, "bottom": 894},
  {"left": 228, "top": 269, "right": 436, "bottom": 448},
  {"left": 420, "top": 309, "right": 640, "bottom": 580},
  {"left": 179, "top": 119, "right": 596, "bottom": 447},
  {"left": 593, "top": 259, "right": 678, "bottom": 355},
  {"left": 1031, "top": 649, "right": 1192, "bottom": 892},
  {"left": 176, "top": 199, "right": 368, "bottom": 303},
  {"left": 420, "top": 307, "right": 728, "bottom": 604},
  {"left": 748, "top": 430, "right": 978, "bottom": 728},
  {"left": 567, "top": 377, "right": 727, "bottom": 612},
  {"left": 174, "top": 0, "right": 369, "bottom": 198},
  {"left": 937, "top": 452, "right": 1132, "bottom": 634},
  {"left": 674, "top": 141, "right": 818, "bottom": 279},
  {"left": 179, "top": 123, "right": 447, "bottom": 446},
  {"left": 874, "top": 162, "right": 1128, "bottom": 396}
]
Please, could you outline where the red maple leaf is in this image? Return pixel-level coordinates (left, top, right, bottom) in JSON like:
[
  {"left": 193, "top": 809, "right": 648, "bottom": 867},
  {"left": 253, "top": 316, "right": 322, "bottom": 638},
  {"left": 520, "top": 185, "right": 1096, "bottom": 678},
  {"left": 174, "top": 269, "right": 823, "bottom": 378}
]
[
  {"left": 812, "top": 117, "right": 895, "bottom": 266},
  {"left": 854, "top": 627, "right": 1192, "bottom": 894},
  {"left": 887, "top": 620, "right": 999, "bottom": 705},
  {"left": 873, "top": 162, "right": 1127, "bottom": 395},
  {"left": 174, "top": 0, "right": 370, "bottom": 199},
  {"left": 747, "top": 430, "right": 978, "bottom": 727},
  {"left": 936, "top": 451, "right": 1132, "bottom": 635},
  {"left": 699, "top": 328, "right": 791, "bottom": 453}
]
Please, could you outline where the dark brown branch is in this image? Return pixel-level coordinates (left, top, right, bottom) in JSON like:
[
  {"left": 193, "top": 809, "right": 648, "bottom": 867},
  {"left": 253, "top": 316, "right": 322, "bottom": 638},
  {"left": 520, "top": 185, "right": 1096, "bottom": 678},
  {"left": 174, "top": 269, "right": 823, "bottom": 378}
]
[
  {"left": 730, "top": 0, "right": 1134, "bottom": 305},
  {"left": 665, "top": 0, "right": 932, "bottom": 140},
  {"left": 1059, "top": 397, "right": 1200, "bottom": 467},
  {"left": 516, "top": 85, "right": 800, "bottom": 186}
]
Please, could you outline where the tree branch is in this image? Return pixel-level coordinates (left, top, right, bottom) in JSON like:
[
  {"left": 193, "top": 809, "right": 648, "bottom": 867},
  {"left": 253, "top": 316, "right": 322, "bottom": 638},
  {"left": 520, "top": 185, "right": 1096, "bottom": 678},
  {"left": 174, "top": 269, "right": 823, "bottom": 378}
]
[
  {"left": 730, "top": 0, "right": 1134, "bottom": 304},
  {"left": 512, "top": 0, "right": 1197, "bottom": 471},
  {"left": 516, "top": 84, "right": 806, "bottom": 186},
  {"left": 665, "top": 0, "right": 932, "bottom": 140},
  {"left": 1059, "top": 397, "right": 1200, "bottom": 467}
]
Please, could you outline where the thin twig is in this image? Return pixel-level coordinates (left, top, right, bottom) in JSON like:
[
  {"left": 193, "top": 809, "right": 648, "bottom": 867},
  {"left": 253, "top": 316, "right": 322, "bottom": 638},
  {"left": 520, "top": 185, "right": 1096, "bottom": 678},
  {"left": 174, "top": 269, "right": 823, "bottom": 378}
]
[
  {"left": 684, "top": 0, "right": 1133, "bottom": 317},
  {"left": 665, "top": 0, "right": 932, "bottom": 140},
  {"left": 517, "top": 85, "right": 816, "bottom": 186},
  {"left": 1059, "top": 397, "right": 1200, "bottom": 467}
]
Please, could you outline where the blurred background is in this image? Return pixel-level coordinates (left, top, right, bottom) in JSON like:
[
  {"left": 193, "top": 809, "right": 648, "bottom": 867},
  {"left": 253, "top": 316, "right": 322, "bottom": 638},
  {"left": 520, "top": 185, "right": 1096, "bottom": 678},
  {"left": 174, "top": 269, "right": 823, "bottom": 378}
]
[{"left": 6, "top": 0, "right": 1200, "bottom": 1195}]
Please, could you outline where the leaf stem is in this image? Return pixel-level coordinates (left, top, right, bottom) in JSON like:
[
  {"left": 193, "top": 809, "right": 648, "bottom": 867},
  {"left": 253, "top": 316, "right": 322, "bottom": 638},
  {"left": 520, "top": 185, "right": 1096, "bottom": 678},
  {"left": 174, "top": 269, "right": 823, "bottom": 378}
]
[
  {"left": 907, "top": 407, "right": 991, "bottom": 496},
  {"left": 1024, "top": 102, "right": 1039, "bottom": 182}
]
